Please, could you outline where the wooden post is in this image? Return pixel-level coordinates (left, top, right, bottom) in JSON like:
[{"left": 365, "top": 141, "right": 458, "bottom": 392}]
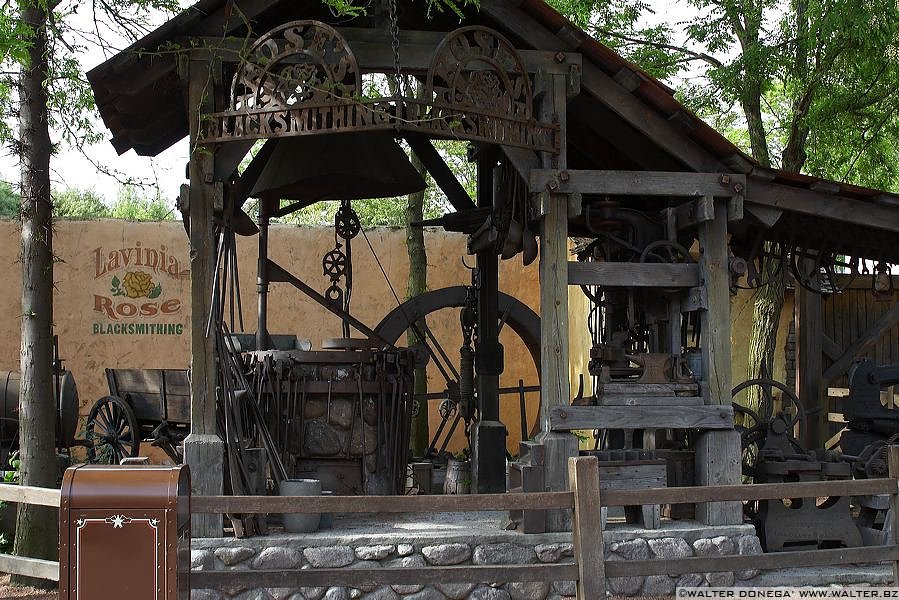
[
  {"left": 569, "top": 456, "right": 605, "bottom": 599},
  {"left": 537, "top": 73, "right": 579, "bottom": 530},
  {"left": 183, "top": 54, "right": 224, "bottom": 537},
  {"left": 797, "top": 282, "right": 824, "bottom": 447},
  {"left": 888, "top": 445, "right": 899, "bottom": 585},
  {"left": 695, "top": 198, "right": 741, "bottom": 525},
  {"left": 697, "top": 197, "right": 731, "bottom": 405}
]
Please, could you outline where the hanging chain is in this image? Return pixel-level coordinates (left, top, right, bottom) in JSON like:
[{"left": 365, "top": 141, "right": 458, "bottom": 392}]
[{"left": 387, "top": 0, "right": 403, "bottom": 130}]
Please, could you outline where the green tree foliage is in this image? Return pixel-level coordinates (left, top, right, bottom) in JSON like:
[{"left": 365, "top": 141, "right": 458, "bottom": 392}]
[
  {"left": 110, "top": 185, "right": 175, "bottom": 221},
  {"left": 53, "top": 187, "right": 109, "bottom": 218},
  {"left": 0, "top": 181, "right": 20, "bottom": 217}
]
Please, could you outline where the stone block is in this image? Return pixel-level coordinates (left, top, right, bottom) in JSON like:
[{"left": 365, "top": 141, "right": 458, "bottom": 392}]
[
  {"left": 609, "top": 539, "right": 650, "bottom": 561},
  {"left": 436, "top": 582, "right": 477, "bottom": 599},
  {"left": 472, "top": 543, "right": 536, "bottom": 565},
  {"left": 252, "top": 547, "right": 302, "bottom": 570},
  {"left": 421, "top": 543, "right": 471, "bottom": 565},
  {"left": 642, "top": 575, "right": 675, "bottom": 596},
  {"left": 215, "top": 546, "right": 256, "bottom": 567},
  {"left": 387, "top": 555, "right": 426, "bottom": 593},
  {"left": 469, "top": 586, "right": 512, "bottom": 600},
  {"left": 534, "top": 543, "right": 573, "bottom": 563},
  {"left": 191, "top": 549, "right": 214, "bottom": 571},
  {"left": 304, "top": 546, "right": 355, "bottom": 568},
  {"left": 504, "top": 581, "right": 550, "bottom": 600},
  {"left": 647, "top": 537, "right": 692, "bottom": 559},
  {"left": 355, "top": 545, "right": 395, "bottom": 561}
]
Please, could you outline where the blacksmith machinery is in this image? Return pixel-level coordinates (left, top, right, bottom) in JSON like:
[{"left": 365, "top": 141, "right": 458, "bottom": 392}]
[
  {"left": 85, "top": 0, "right": 899, "bottom": 540},
  {"left": 181, "top": 18, "right": 564, "bottom": 522}
]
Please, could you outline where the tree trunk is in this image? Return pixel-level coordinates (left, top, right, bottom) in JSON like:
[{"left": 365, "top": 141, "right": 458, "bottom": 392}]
[
  {"left": 12, "top": 0, "right": 58, "bottom": 588},
  {"left": 744, "top": 260, "right": 787, "bottom": 412},
  {"left": 406, "top": 148, "right": 429, "bottom": 458}
]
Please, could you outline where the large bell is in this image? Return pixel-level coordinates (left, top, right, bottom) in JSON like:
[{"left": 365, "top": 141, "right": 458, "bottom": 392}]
[{"left": 250, "top": 131, "right": 426, "bottom": 201}]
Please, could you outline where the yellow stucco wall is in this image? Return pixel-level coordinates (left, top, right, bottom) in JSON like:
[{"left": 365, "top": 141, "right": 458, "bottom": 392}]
[
  {"left": 0, "top": 218, "right": 789, "bottom": 460},
  {"left": 0, "top": 219, "right": 541, "bottom": 456}
]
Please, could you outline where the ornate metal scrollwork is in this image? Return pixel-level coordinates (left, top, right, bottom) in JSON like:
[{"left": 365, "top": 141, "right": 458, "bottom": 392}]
[
  {"left": 231, "top": 20, "right": 361, "bottom": 112},
  {"left": 204, "top": 21, "right": 558, "bottom": 154}
]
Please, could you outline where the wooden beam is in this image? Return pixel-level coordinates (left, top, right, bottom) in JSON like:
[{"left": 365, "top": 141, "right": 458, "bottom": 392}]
[
  {"left": 549, "top": 404, "right": 734, "bottom": 430},
  {"left": 192, "top": 564, "right": 579, "bottom": 589},
  {"left": 824, "top": 299, "right": 899, "bottom": 382},
  {"left": 695, "top": 430, "right": 742, "bottom": 525},
  {"left": 478, "top": 0, "right": 726, "bottom": 173},
  {"left": 184, "top": 57, "right": 224, "bottom": 538},
  {"left": 502, "top": 146, "right": 540, "bottom": 182},
  {"left": 568, "top": 262, "right": 700, "bottom": 288},
  {"left": 605, "top": 545, "right": 899, "bottom": 578},
  {"left": 698, "top": 198, "right": 732, "bottom": 404},
  {"left": 797, "top": 282, "right": 825, "bottom": 447},
  {"left": 185, "top": 31, "right": 582, "bottom": 75},
  {"left": 0, "top": 484, "right": 60, "bottom": 507},
  {"left": 193, "top": 491, "right": 572, "bottom": 513},
  {"left": 749, "top": 178, "right": 899, "bottom": 235},
  {"left": 0, "top": 554, "right": 59, "bottom": 582},
  {"left": 568, "top": 100, "right": 681, "bottom": 171},
  {"left": 530, "top": 169, "right": 744, "bottom": 197},
  {"left": 569, "top": 456, "right": 605, "bottom": 599},
  {"left": 888, "top": 446, "right": 899, "bottom": 585},
  {"left": 406, "top": 136, "right": 475, "bottom": 211},
  {"left": 822, "top": 334, "right": 842, "bottom": 362}
]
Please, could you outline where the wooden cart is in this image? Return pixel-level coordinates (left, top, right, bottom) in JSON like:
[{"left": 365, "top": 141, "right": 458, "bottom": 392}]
[{"left": 85, "top": 368, "right": 190, "bottom": 464}]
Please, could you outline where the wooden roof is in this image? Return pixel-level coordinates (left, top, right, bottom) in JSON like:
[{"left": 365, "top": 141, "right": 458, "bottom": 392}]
[{"left": 87, "top": 0, "right": 899, "bottom": 260}]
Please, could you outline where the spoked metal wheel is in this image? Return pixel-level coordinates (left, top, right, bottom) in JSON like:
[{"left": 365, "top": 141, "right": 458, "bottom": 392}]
[
  {"left": 374, "top": 286, "right": 542, "bottom": 458},
  {"left": 85, "top": 395, "right": 140, "bottom": 464}
]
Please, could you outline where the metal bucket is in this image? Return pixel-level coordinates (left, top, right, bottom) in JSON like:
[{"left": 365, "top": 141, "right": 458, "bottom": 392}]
[{"left": 279, "top": 478, "right": 321, "bottom": 533}]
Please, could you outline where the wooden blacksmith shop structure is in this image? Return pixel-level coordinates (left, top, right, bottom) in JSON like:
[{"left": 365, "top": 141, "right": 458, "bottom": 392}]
[{"left": 87, "top": 0, "right": 899, "bottom": 541}]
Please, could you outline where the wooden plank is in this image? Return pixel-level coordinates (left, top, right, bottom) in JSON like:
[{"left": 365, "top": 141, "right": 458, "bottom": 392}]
[
  {"left": 568, "top": 456, "right": 605, "bottom": 600},
  {"left": 822, "top": 334, "right": 842, "bottom": 362},
  {"left": 191, "top": 564, "right": 578, "bottom": 588},
  {"left": 694, "top": 430, "right": 742, "bottom": 525},
  {"left": 601, "top": 478, "right": 897, "bottom": 506},
  {"left": 824, "top": 299, "right": 899, "bottom": 382},
  {"left": 191, "top": 491, "right": 573, "bottom": 514},
  {"left": 598, "top": 396, "right": 702, "bottom": 406},
  {"left": 797, "top": 283, "right": 825, "bottom": 447},
  {"left": 185, "top": 56, "right": 224, "bottom": 538},
  {"left": 605, "top": 545, "right": 899, "bottom": 577},
  {"left": 549, "top": 404, "right": 734, "bottom": 431},
  {"left": 599, "top": 383, "right": 699, "bottom": 395},
  {"left": 674, "top": 196, "right": 715, "bottom": 228},
  {"left": 406, "top": 136, "right": 475, "bottom": 211},
  {"left": 0, "top": 554, "right": 59, "bottom": 582},
  {"left": 568, "top": 262, "right": 700, "bottom": 288},
  {"left": 748, "top": 179, "right": 899, "bottom": 235},
  {"left": 189, "top": 32, "right": 581, "bottom": 75},
  {"left": 529, "top": 170, "right": 745, "bottom": 197},
  {"left": 0, "top": 484, "right": 60, "bottom": 507},
  {"left": 698, "top": 198, "right": 732, "bottom": 405},
  {"left": 478, "top": 0, "right": 726, "bottom": 173},
  {"left": 889, "top": 446, "right": 899, "bottom": 585}
]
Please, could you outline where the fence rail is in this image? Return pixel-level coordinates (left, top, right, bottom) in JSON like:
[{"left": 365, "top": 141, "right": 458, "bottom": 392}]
[
  {"left": 2, "top": 453, "right": 899, "bottom": 595},
  {"left": 0, "top": 483, "right": 61, "bottom": 582}
]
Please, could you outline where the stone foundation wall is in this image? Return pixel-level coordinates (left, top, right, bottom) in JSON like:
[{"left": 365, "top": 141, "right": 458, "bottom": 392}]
[{"left": 191, "top": 522, "right": 762, "bottom": 600}]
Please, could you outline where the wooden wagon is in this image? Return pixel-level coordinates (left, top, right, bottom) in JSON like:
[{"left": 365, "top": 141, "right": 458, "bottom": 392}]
[{"left": 85, "top": 368, "right": 191, "bottom": 463}]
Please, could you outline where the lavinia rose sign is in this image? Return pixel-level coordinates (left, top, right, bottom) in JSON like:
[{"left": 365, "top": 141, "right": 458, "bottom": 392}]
[{"left": 91, "top": 242, "right": 190, "bottom": 336}]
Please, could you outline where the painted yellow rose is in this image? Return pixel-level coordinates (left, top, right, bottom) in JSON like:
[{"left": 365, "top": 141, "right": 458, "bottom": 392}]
[{"left": 122, "top": 271, "right": 155, "bottom": 299}]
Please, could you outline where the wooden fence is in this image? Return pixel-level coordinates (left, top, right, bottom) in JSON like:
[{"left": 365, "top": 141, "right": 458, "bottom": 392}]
[
  {"left": 2, "top": 452, "right": 899, "bottom": 596},
  {"left": 0, "top": 483, "right": 60, "bottom": 582}
]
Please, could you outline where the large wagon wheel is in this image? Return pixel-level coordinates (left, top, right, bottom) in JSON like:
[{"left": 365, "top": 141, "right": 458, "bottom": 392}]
[
  {"left": 374, "top": 286, "right": 541, "bottom": 456},
  {"left": 85, "top": 395, "right": 140, "bottom": 463}
]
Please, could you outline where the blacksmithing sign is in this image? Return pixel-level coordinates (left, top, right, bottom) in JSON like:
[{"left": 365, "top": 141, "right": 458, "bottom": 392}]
[{"left": 91, "top": 242, "right": 189, "bottom": 336}]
